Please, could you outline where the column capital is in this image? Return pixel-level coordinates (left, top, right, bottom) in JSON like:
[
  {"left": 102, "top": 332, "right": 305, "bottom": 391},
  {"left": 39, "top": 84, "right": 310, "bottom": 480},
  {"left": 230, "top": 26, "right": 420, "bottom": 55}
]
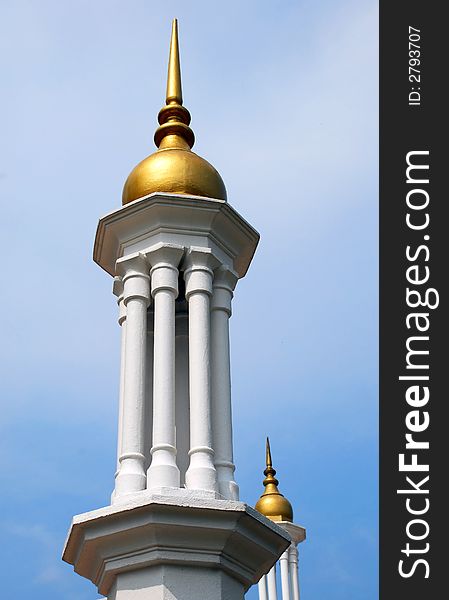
[
  {"left": 146, "top": 243, "right": 184, "bottom": 298},
  {"left": 112, "top": 276, "right": 124, "bottom": 298},
  {"left": 213, "top": 265, "right": 239, "bottom": 292},
  {"left": 116, "top": 252, "right": 149, "bottom": 279},
  {"left": 288, "top": 543, "right": 299, "bottom": 564},
  {"left": 183, "top": 247, "right": 220, "bottom": 275},
  {"left": 112, "top": 276, "right": 126, "bottom": 326},
  {"left": 211, "top": 265, "right": 238, "bottom": 315},
  {"left": 113, "top": 277, "right": 126, "bottom": 325},
  {"left": 116, "top": 253, "right": 150, "bottom": 307},
  {"left": 145, "top": 242, "right": 185, "bottom": 270},
  {"left": 184, "top": 248, "right": 219, "bottom": 299}
]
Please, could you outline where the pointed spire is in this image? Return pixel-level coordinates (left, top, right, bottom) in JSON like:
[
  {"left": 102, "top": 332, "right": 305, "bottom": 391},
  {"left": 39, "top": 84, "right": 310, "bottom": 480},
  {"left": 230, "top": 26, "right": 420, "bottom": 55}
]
[
  {"left": 254, "top": 438, "right": 293, "bottom": 522},
  {"left": 266, "top": 437, "right": 273, "bottom": 469},
  {"left": 154, "top": 19, "right": 195, "bottom": 150},
  {"left": 263, "top": 437, "right": 280, "bottom": 491},
  {"left": 166, "top": 19, "right": 183, "bottom": 105}
]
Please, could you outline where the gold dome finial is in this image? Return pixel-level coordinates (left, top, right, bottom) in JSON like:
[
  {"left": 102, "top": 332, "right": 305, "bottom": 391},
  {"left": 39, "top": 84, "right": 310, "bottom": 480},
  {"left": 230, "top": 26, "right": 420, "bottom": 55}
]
[
  {"left": 166, "top": 18, "right": 182, "bottom": 105},
  {"left": 254, "top": 438, "right": 294, "bottom": 523},
  {"left": 122, "top": 19, "right": 227, "bottom": 205},
  {"left": 154, "top": 18, "right": 195, "bottom": 151}
]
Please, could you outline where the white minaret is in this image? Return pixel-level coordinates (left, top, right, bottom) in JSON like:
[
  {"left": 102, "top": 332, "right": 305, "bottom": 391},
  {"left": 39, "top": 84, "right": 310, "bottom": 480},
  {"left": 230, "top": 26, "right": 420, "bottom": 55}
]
[
  {"left": 63, "top": 19, "right": 291, "bottom": 600},
  {"left": 255, "top": 439, "right": 306, "bottom": 600}
]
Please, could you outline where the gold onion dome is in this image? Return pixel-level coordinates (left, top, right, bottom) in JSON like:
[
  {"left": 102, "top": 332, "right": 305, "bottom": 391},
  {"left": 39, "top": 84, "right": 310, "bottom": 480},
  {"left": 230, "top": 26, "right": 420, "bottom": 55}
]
[
  {"left": 255, "top": 438, "right": 294, "bottom": 523},
  {"left": 122, "top": 19, "right": 227, "bottom": 205}
]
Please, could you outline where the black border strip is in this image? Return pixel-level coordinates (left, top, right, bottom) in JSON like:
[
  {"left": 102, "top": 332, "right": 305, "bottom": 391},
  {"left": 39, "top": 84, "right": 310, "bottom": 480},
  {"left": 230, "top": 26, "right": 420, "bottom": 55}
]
[{"left": 380, "top": 2, "right": 445, "bottom": 596}]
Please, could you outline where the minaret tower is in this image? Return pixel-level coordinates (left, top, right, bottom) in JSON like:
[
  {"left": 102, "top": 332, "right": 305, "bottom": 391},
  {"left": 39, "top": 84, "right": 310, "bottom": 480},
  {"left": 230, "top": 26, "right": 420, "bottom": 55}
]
[
  {"left": 63, "top": 20, "right": 291, "bottom": 600},
  {"left": 255, "top": 439, "right": 306, "bottom": 600}
]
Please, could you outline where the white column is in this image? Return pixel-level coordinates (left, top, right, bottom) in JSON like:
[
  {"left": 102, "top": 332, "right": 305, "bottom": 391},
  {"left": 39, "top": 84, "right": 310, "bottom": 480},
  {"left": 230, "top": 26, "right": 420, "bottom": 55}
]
[
  {"left": 111, "top": 277, "right": 126, "bottom": 502},
  {"left": 289, "top": 544, "right": 300, "bottom": 600},
  {"left": 175, "top": 309, "right": 190, "bottom": 486},
  {"left": 279, "top": 550, "right": 291, "bottom": 600},
  {"left": 211, "top": 265, "right": 239, "bottom": 500},
  {"left": 146, "top": 245, "right": 184, "bottom": 490},
  {"left": 114, "top": 253, "right": 150, "bottom": 497},
  {"left": 266, "top": 566, "right": 278, "bottom": 600},
  {"left": 258, "top": 575, "right": 268, "bottom": 600},
  {"left": 144, "top": 309, "right": 154, "bottom": 473},
  {"left": 184, "top": 248, "right": 218, "bottom": 493}
]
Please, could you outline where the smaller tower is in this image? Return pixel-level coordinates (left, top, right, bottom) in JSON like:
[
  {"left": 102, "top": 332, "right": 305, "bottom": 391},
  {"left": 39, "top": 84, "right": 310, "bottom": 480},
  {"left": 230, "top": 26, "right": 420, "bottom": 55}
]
[{"left": 255, "top": 439, "right": 306, "bottom": 600}]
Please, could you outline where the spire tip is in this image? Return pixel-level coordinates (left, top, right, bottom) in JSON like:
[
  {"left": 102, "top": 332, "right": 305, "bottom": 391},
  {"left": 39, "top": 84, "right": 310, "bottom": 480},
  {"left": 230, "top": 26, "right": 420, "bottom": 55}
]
[
  {"left": 166, "top": 17, "right": 182, "bottom": 106},
  {"left": 266, "top": 437, "right": 272, "bottom": 468}
]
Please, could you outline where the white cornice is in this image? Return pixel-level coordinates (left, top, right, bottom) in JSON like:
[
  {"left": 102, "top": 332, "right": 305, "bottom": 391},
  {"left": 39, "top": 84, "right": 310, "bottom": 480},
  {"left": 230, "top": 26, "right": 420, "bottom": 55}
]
[{"left": 93, "top": 193, "right": 260, "bottom": 279}]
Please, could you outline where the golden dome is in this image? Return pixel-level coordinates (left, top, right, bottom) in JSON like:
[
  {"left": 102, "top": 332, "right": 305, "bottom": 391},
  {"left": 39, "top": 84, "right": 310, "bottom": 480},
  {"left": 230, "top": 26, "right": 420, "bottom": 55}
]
[
  {"left": 255, "top": 438, "right": 294, "bottom": 523},
  {"left": 122, "top": 19, "right": 227, "bottom": 205}
]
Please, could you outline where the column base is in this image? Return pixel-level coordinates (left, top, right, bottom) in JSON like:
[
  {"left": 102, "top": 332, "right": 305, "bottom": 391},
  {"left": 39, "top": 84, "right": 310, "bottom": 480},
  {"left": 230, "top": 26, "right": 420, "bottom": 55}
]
[
  {"left": 114, "top": 454, "right": 147, "bottom": 499},
  {"left": 185, "top": 449, "right": 218, "bottom": 493},
  {"left": 112, "top": 487, "right": 222, "bottom": 505},
  {"left": 217, "top": 477, "right": 239, "bottom": 501},
  {"left": 114, "top": 472, "right": 147, "bottom": 499},
  {"left": 146, "top": 461, "right": 180, "bottom": 491},
  {"left": 63, "top": 494, "right": 290, "bottom": 599}
]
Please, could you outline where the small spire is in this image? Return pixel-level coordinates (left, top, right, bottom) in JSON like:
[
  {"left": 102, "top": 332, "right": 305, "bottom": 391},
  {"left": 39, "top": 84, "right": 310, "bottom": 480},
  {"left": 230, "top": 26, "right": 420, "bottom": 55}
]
[
  {"left": 154, "top": 19, "right": 195, "bottom": 150},
  {"left": 266, "top": 437, "right": 273, "bottom": 469},
  {"left": 263, "top": 437, "right": 280, "bottom": 490},
  {"left": 166, "top": 19, "right": 183, "bottom": 105},
  {"left": 254, "top": 437, "right": 293, "bottom": 522}
]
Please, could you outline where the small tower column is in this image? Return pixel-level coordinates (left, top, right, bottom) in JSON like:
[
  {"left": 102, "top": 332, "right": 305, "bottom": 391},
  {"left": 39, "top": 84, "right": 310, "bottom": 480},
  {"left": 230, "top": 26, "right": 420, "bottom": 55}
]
[
  {"left": 258, "top": 574, "right": 268, "bottom": 600},
  {"left": 146, "top": 244, "right": 184, "bottom": 489},
  {"left": 288, "top": 544, "right": 300, "bottom": 600},
  {"left": 266, "top": 567, "right": 278, "bottom": 600},
  {"left": 112, "top": 276, "right": 126, "bottom": 501},
  {"left": 279, "top": 549, "right": 291, "bottom": 600},
  {"left": 114, "top": 254, "right": 151, "bottom": 497},
  {"left": 211, "top": 265, "right": 239, "bottom": 500},
  {"left": 184, "top": 248, "right": 218, "bottom": 493}
]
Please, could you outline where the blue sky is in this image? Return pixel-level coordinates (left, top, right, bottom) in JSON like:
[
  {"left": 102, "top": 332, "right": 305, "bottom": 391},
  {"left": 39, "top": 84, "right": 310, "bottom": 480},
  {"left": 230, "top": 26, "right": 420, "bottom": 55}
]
[{"left": 0, "top": 1, "right": 378, "bottom": 598}]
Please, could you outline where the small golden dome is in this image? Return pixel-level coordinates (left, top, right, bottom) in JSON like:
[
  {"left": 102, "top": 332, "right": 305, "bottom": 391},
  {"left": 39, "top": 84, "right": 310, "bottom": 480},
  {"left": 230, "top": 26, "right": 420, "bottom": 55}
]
[
  {"left": 122, "top": 19, "right": 227, "bottom": 205},
  {"left": 255, "top": 438, "right": 294, "bottom": 523}
]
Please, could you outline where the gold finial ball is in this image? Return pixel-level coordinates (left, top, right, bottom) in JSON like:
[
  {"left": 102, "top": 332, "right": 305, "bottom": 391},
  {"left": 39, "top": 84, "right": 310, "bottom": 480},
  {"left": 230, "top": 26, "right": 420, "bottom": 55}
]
[
  {"left": 122, "top": 146, "right": 227, "bottom": 205},
  {"left": 255, "top": 490, "right": 294, "bottom": 523}
]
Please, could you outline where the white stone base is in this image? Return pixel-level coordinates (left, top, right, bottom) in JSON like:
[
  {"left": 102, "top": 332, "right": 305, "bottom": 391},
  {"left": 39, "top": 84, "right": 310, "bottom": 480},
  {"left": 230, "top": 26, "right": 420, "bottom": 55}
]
[
  {"left": 63, "top": 494, "right": 290, "bottom": 599},
  {"left": 108, "top": 564, "right": 243, "bottom": 600},
  {"left": 112, "top": 486, "right": 221, "bottom": 505}
]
